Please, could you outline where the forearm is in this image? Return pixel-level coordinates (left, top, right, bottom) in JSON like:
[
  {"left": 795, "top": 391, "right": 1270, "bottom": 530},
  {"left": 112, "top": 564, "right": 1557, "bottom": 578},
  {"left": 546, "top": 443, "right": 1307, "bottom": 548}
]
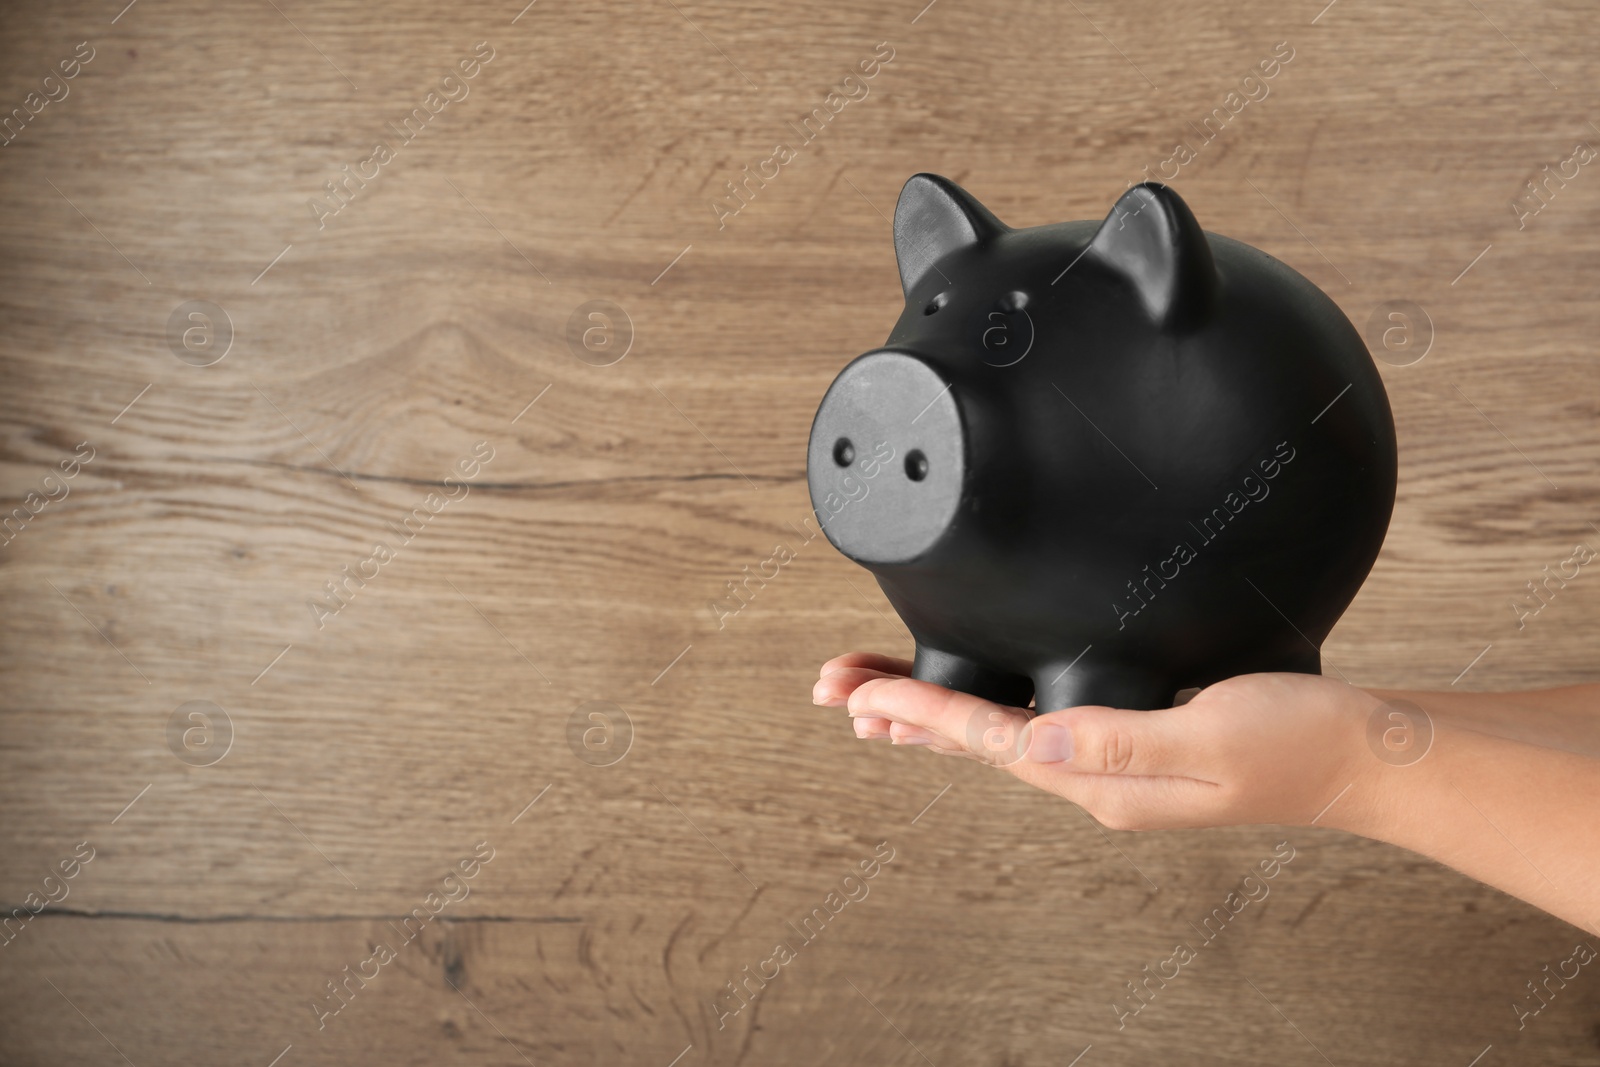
[
  {"left": 1366, "top": 684, "right": 1600, "bottom": 759},
  {"left": 1331, "top": 687, "right": 1600, "bottom": 934}
]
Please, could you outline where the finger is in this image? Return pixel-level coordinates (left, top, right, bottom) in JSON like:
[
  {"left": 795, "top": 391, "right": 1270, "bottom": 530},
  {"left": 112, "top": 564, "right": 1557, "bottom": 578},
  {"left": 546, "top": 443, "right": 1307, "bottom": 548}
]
[
  {"left": 1017, "top": 706, "right": 1213, "bottom": 780},
  {"left": 849, "top": 676, "right": 1029, "bottom": 755},
  {"left": 852, "top": 716, "right": 967, "bottom": 757},
  {"left": 887, "top": 721, "right": 938, "bottom": 747},
  {"left": 886, "top": 722, "right": 985, "bottom": 760},
  {"left": 819, "top": 652, "right": 914, "bottom": 680},
  {"left": 815, "top": 667, "right": 906, "bottom": 707},
  {"left": 852, "top": 716, "right": 892, "bottom": 740}
]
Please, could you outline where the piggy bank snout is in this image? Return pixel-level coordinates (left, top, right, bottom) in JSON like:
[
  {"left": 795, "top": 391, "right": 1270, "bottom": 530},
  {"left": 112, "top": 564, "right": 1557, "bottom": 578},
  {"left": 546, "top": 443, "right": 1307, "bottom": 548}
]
[{"left": 806, "top": 350, "right": 966, "bottom": 566}]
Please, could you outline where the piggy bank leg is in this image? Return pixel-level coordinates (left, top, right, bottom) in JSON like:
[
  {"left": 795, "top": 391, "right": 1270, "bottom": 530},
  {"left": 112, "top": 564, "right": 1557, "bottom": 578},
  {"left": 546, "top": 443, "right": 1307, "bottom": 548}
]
[
  {"left": 1262, "top": 645, "right": 1322, "bottom": 677},
  {"left": 1033, "top": 660, "right": 1177, "bottom": 714},
  {"left": 912, "top": 644, "right": 1034, "bottom": 708}
]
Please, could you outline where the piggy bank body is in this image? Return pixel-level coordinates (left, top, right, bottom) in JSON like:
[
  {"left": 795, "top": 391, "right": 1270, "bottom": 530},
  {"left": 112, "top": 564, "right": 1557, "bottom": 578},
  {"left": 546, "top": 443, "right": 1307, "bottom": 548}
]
[{"left": 806, "top": 175, "right": 1396, "bottom": 712}]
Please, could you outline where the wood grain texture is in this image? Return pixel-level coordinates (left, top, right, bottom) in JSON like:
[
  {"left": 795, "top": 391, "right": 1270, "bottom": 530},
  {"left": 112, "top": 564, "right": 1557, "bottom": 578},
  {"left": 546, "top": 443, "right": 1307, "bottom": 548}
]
[{"left": 2, "top": 0, "right": 1599, "bottom": 1063}]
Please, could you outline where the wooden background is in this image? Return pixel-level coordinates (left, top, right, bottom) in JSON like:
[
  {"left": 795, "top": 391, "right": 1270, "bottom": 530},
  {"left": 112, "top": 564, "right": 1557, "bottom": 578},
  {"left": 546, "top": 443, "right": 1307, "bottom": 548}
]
[{"left": 2, "top": 0, "right": 1598, "bottom": 1063}]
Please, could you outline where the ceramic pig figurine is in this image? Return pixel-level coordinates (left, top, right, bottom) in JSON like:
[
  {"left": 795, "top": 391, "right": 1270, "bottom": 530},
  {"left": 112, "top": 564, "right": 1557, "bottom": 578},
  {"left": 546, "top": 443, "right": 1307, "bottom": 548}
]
[{"left": 806, "top": 174, "right": 1396, "bottom": 712}]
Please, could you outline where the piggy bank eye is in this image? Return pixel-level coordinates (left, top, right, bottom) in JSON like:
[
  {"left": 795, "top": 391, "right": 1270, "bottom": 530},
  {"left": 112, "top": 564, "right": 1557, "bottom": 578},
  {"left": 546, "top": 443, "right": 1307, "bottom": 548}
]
[
  {"left": 904, "top": 449, "right": 929, "bottom": 481},
  {"left": 981, "top": 291, "right": 1034, "bottom": 368},
  {"left": 923, "top": 293, "right": 949, "bottom": 316}
]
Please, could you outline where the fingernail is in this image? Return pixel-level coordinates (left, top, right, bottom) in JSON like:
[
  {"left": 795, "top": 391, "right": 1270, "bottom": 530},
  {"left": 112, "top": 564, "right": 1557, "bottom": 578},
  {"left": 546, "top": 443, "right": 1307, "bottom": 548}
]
[
  {"left": 852, "top": 718, "right": 879, "bottom": 739},
  {"left": 1026, "top": 723, "right": 1072, "bottom": 763},
  {"left": 892, "top": 736, "right": 934, "bottom": 746}
]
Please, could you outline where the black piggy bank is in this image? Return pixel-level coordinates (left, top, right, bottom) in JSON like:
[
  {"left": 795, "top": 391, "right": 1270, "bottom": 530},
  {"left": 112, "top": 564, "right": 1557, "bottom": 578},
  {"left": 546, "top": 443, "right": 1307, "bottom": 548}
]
[{"left": 806, "top": 174, "right": 1396, "bottom": 712}]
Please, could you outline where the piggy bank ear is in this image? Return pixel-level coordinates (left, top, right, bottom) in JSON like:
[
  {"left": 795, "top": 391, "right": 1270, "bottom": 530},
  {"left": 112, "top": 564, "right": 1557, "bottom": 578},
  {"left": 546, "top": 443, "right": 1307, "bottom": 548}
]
[
  {"left": 893, "top": 173, "right": 1007, "bottom": 298},
  {"left": 1087, "top": 182, "right": 1217, "bottom": 329}
]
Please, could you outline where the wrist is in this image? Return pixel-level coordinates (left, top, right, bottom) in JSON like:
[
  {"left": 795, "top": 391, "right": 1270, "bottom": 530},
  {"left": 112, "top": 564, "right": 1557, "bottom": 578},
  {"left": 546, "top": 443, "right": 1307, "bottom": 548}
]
[{"left": 1314, "top": 685, "right": 1442, "bottom": 841}]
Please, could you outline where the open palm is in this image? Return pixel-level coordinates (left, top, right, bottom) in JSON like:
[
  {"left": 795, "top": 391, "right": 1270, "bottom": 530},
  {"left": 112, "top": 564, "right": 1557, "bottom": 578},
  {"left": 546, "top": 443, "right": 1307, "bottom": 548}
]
[{"left": 814, "top": 651, "right": 1380, "bottom": 831}]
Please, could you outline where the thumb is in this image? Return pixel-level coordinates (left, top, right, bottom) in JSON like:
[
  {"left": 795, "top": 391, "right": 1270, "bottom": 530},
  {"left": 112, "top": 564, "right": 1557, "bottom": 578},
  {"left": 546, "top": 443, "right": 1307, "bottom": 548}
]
[{"left": 1019, "top": 705, "right": 1208, "bottom": 778}]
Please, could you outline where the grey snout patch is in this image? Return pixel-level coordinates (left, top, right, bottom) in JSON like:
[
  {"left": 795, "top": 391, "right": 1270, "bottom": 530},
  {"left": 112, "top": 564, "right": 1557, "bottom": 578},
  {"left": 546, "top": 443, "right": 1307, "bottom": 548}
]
[{"left": 807, "top": 351, "right": 964, "bottom": 565}]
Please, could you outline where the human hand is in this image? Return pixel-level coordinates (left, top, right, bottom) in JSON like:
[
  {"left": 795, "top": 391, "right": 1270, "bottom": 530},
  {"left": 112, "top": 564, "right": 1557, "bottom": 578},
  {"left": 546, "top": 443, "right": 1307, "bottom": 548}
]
[{"left": 813, "top": 651, "right": 1382, "bottom": 831}]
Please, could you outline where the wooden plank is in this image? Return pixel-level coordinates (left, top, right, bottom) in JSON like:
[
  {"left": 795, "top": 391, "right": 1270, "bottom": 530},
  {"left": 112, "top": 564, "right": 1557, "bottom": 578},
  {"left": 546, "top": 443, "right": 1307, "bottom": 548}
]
[{"left": 5, "top": 834, "right": 1600, "bottom": 1066}]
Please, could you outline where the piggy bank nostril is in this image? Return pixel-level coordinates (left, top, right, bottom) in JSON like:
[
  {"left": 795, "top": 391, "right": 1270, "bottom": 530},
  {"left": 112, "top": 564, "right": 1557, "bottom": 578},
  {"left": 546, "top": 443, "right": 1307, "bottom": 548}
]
[
  {"left": 904, "top": 449, "right": 929, "bottom": 481},
  {"left": 923, "top": 293, "right": 948, "bottom": 316},
  {"left": 832, "top": 437, "right": 855, "bottom": 467}
]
